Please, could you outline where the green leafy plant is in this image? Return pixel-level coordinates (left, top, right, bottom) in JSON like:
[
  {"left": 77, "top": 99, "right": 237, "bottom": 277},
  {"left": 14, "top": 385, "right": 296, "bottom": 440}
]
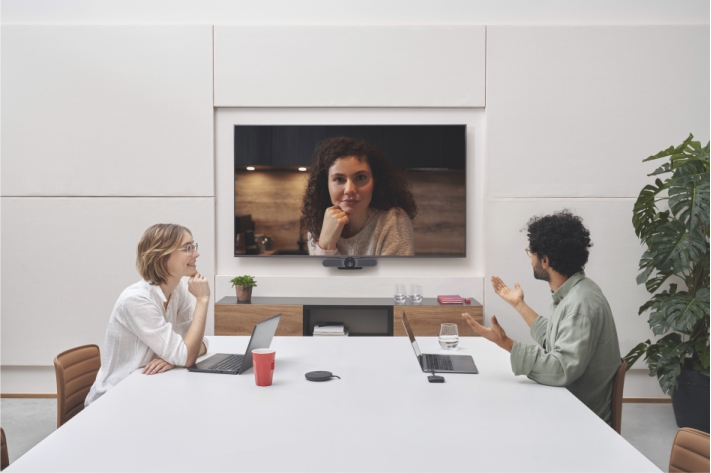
[
  {"left": 625, "top": 134, "right": 710, "bottom": 396},
  {"left": 230, "top": 275, "right": 257, "bottom": 288}
]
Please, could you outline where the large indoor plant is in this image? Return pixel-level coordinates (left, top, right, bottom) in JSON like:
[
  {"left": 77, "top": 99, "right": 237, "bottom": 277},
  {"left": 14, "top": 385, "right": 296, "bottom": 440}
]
[{"left": 625, "top": 134, "right": 709, "bottom": 432}]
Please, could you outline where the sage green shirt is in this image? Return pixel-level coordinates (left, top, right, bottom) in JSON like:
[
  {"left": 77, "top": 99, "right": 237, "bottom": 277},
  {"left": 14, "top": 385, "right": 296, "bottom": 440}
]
[{"left": 510, "top": 271, "right": 621, "bottom": 424}]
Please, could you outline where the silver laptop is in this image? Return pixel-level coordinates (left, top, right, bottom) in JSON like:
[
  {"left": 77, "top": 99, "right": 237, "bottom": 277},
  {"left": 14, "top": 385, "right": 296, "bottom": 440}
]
[
  {"left": 188, "top": 314, "right": 281, "bottom": 375},
  {"left": 402, "top": 312, "right": 478, "bottom": 374}
]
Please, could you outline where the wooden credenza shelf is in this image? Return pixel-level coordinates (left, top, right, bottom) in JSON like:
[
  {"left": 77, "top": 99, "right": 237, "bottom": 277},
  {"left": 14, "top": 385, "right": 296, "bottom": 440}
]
[{"left": 215, "top": 297, "right": 483, "bottom": 337}]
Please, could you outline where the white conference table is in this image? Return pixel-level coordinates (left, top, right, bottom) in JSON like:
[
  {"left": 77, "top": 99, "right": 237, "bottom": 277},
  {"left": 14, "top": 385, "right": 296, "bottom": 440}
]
[{"left": 9, "top": 336, "right": 659, "bottom": 472}]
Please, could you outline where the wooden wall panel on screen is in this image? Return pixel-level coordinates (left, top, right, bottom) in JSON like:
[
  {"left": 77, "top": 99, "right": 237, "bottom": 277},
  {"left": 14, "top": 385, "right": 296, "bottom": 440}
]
[
  {"left": 234, "top": 172, "right": 306, "bottom": 252},
  {"left": 215, "top": 305, "right": 303, "bottom": 336},
  {"left": 1, "top": 26, "right": 213, "bottom": 197},
  {"left": 214, "top": 26, "right": 485, "bottom": 107},
  {"left": 393, "top": 306, "right": 482, "bottom": 337}
]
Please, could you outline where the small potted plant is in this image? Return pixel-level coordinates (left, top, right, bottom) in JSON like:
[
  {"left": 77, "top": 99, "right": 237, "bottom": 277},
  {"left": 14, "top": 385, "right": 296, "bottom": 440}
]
[{"left": 230, "top": 275, "right": 257, "bottom": 303}]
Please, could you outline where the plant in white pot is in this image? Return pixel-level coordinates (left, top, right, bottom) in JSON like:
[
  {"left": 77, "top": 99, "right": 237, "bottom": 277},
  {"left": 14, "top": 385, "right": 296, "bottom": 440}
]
[
  {"left": 625, "top": 134, "right": 709, "bottom": 433},
  {"left": 230, "top": 275, "right": 257, "bottom": 303}
]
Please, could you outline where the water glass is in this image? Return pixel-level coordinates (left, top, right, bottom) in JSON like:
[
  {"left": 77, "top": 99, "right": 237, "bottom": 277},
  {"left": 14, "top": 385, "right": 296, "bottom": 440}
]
[
  {"left": 439, "top": 323, "right": 459, "bottom": 350},
  {"left": 394, "top": 284, "right": 407, "bottom": 304},
  {"left": 409, "top": 285, "right": 423, "bottom": 304}
]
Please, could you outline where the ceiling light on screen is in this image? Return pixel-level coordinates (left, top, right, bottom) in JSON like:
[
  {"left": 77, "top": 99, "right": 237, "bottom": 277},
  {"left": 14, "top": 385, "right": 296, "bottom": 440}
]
[
  {"left": 246, "top": 166, "right": 255, "bottom": 171},
  {"left": 298, "top": 167, "right": 307, "bottom": 172}
]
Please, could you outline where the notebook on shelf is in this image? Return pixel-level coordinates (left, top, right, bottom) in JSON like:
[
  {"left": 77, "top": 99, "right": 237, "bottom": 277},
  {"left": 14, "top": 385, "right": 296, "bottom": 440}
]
[{"left": 437, "top": 295, "right": 463, "bottom": 304}]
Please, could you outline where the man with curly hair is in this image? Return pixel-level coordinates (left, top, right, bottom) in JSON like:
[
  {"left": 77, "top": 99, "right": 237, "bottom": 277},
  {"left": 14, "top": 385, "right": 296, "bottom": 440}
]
[{"left": 463, "top": 210, "right": 621, "bottom": 425}]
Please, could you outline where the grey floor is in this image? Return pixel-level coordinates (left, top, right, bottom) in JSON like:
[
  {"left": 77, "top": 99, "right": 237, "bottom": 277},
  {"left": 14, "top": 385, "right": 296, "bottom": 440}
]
[{"left": 1, "top": 399, "right": 680, "bottom": 471}]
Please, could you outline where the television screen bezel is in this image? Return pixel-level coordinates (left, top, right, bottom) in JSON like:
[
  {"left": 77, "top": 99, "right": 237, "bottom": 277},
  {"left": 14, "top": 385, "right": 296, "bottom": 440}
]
[{"left": 233, "top": 124, "right": 467, "bottom": 259}]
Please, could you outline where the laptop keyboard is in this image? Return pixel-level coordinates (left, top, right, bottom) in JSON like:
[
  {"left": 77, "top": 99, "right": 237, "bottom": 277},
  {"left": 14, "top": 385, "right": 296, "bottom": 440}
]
[
  {"left": 423, "top": 354, "right": 454, "bottom": 371},
  {"left": 208, "top": 354, "right": 243, "bottom": 372}
]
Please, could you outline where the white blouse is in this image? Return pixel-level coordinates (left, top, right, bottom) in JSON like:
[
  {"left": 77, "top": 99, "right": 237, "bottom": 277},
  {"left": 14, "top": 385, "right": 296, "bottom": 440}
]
[
  {"left": 308, "top": 207, "right": 415, "bottom": 256},
  {"left": 85, "top": 279, "right": 209, "bottom": 406}
]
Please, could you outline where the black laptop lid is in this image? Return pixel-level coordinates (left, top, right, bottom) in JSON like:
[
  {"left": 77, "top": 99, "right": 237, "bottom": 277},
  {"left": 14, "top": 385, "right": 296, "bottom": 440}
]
[{"left": 238, "top": 313, "right": 281, "bottom": 373}]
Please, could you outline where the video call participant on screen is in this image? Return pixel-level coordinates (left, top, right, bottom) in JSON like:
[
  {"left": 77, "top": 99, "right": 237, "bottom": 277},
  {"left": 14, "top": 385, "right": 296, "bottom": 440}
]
[
  {"left": 462, "top": 211, "right": 621, "bottom": 425},
  {"left": 85, "top": 224, "right": 210, "bottom": 406},
  {"left": 301, "top": 137, "right": 417, "bottom": 256}
]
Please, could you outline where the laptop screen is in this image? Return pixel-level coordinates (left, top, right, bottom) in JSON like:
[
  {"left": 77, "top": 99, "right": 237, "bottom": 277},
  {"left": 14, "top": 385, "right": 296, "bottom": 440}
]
[{"left": 401, "top": 312, "right": 421, "bottom": 358}]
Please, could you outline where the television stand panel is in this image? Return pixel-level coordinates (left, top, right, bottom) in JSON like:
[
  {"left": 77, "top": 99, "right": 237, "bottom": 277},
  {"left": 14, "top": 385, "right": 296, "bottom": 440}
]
[{"left": 215, "top": 297, "right": 483, "bottom": 337}]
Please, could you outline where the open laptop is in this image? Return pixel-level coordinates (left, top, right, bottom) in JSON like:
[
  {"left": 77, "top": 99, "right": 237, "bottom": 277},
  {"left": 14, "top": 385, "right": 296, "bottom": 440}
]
[
  {"left": 188, "top": 314, "right": 281, "bottom": 375},
  {"left": 402, "top": 312, "right": 478, "bottom": 374}
]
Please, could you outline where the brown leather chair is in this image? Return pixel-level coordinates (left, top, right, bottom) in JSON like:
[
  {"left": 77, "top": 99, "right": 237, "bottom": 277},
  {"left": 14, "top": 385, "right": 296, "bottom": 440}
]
[
  {"left": 1, "top": 427, "right": 8, "bottom": 471},
  {"left": 669, "top": 427, "right": 710, "bottom": 473},
  {"left": 611, "top": 358, "right": 627, "bottom": 434},
  {"left": 54, "top": 344, "right": 101, "bottom": 428}
]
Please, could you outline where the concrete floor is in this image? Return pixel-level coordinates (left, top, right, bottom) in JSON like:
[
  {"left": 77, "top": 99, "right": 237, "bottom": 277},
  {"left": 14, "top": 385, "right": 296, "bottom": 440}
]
[{"left": 1, "top": 399, "right": 681, "bottom": 471}]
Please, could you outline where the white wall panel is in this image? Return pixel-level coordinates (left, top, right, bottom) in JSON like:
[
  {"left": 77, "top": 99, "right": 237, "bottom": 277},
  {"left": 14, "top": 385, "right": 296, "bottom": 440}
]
[
  {"left": 0, "top": 367, "right": 56, "bottom": 394},
  {"left": 1, "top": 26, "right": 214, "bottom": 196},
  {"left": 2, "top": 0, "right": 708, "bottom": 26},
  {"left": 214, "top": 26, "right": 485, "bottom": 107},
  {"left": 487, "top": 26, "right": 710, "bottom": 197},
  {"left": 485, "top": 199, "right": 657, "bottom": 359},
  {"left": 1, "top": 197, "right": 215, "bottom": 365}
]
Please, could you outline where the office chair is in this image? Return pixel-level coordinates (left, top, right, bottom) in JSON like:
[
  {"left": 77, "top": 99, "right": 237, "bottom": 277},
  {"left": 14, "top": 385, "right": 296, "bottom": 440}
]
[
  {"left": 54, "top": 344, "right": 101, "bottom": 427},
  {"left": 669, "top": 427, "right": 709, "bottom": 473},
  {"left": 1, "top": 427, "right": 8, "bottom": 471},
  {"left": 610, "top": 358, "right": 627, "bottom": 434}
]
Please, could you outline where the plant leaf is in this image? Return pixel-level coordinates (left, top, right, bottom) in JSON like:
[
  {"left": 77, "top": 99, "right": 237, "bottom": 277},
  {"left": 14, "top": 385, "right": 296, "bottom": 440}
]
[
  {"left": 636, "top": 250, "right": 655, "bottom": 285},
  {"left": 632, "top": 179, "right": 668, "bottom": 242},
  {"left": 648, "top": 289, "right": 709, "bottom": 336},
  {"left": 649, "top": 220, "right": 707, "bottom": 274},
  {"left": 644, "top": 270, "right": 674, "bottom": 293},
  {"left": 668, "top": 162, "right": 710, "bottom": 232},
  {"left": 648, "top": 162, "right": 672, "bottom": 176},
  {"left": 623, "top": 341, "right": 651, "bottom": 369},
  {"left": 694, "top": 336, "right": 710, "bottom": 374},
  {"left": 644, "top": 144, "right": 677, "bottom": 162},
  {"left": 646, "top": 333, "right": 692, "bottom": 395},
  {"left": 638, "top": 299, "right": 655, "bottom": 316}
]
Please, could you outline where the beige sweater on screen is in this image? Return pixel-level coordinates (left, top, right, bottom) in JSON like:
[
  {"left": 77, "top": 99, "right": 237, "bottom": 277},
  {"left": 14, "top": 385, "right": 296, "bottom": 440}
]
[{"left": 308, "top": 207, "right": 414, "bottom": 256}]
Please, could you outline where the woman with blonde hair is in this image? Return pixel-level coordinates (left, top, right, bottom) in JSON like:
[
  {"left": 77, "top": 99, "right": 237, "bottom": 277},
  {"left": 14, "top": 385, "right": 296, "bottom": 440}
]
[{"left": 86, "top": 224, "right": 210, "bottom": 406}]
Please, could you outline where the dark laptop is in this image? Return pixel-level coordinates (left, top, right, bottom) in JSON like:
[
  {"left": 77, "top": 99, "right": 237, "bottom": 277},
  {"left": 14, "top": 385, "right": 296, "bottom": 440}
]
[
  {"left": 402, "top": 312, "right": 478, "bottom": 374},
  {"left": 188, "top": 314, "right": 281, "bottom": 375}
]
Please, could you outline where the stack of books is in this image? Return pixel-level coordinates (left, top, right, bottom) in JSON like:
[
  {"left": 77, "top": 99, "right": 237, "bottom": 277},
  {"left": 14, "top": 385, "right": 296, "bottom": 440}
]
[
  {"left": 313, "top": 323, "right": 349, "bottom": 336},
  {"left": 437, "top": 295, "right": 463, "bottom": 304}
]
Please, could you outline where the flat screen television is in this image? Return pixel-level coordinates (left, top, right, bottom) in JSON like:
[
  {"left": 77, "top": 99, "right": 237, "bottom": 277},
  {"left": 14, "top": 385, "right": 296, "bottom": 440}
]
[{"left": 234, "top": 125, "right": 466, "bottom": 258}]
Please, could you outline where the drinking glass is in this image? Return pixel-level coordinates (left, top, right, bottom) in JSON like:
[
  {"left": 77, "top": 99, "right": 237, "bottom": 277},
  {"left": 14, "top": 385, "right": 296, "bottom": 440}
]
[
  {"left": 439, "top": 323, "right": 459, "bottom": 350},
  {"left": 409, "top": 285, "right": 423, "bottom": 304},
  {"left": 394, "top": 284, "right": 407, "bottom": 304}
]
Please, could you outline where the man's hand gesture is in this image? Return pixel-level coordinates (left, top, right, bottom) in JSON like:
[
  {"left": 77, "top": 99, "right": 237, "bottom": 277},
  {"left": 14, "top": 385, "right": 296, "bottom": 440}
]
[
  {"left": 491, "top": 276, "right": 524, "bottom": 309},
  {"left": 462, "top": 313, "right": 514, "bottom": 352}
]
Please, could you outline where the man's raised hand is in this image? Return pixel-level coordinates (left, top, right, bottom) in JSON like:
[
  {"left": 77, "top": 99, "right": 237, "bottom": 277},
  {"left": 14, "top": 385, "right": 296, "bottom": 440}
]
[
  {"left": 462, "top": 313, "right": 514, "bottom": 352},
  {"left": 491, "top": 276, "right": 524, "bottom": 308}
]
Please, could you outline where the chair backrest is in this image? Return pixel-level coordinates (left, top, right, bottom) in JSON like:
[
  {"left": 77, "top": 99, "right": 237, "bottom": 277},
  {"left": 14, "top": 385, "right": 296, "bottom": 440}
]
[
  {"left": 611, "top": 358, "right": 627, "bottom": 434},
  {"left": 54, "top": 344, "right": 101, "bottom": 428},
  {"left": 1, "top": 427, "right": 8, "bottom": 471},
  {"left": 669, "top": 427, "right": 710, "bottom": 473}
]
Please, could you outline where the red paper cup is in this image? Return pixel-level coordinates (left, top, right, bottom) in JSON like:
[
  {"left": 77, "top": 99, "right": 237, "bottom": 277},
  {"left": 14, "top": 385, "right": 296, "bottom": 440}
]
[{"left": 252, "top": 349, "right": 276, "bottom": 386}]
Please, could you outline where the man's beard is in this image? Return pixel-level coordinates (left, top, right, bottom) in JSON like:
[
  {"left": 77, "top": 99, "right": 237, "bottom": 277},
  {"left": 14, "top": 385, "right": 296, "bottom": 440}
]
[{"left": 533, "top": 259, "right": 550, "bottom": 282}]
